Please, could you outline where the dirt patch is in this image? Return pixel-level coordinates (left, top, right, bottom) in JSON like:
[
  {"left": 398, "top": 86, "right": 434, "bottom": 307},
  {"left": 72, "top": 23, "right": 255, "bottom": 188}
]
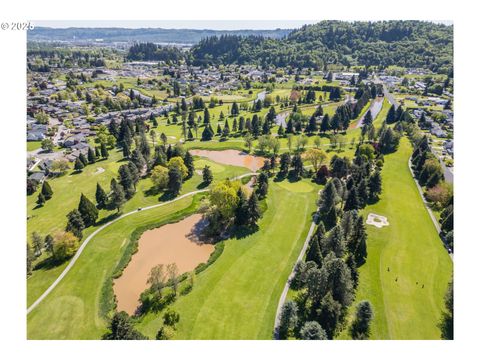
[
  {"left": 190, "top": 149, "right": 265, "bottom": 171},
  {"left": 113, "top": 214, "right": 214, "bottom": 315}
]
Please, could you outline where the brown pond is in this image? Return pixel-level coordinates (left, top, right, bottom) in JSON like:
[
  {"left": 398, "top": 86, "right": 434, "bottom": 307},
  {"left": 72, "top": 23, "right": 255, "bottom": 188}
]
[
  {"left": 113, "top": 214, "right": 214, "bottom": 315},
  {"left": 190, "top": 149, "right": 265, "bottom": 171}
]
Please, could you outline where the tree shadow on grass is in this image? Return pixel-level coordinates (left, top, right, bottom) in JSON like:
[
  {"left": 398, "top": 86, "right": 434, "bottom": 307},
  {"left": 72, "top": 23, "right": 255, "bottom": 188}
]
[
  {"left": 231, "top": 224, "right": 259, "bottom": 240},
  {"left": 33, "top": 256, "right": 67, "bottom": 271},
  {"left": 159, "top": 191, "right": 177, "bottom": 202},
  {"left": 196, "top": 181, "right": 209, "bottom": 190},
  {"left": 95, "top": 212, "right": 121, "bottom": 226},
  {"left": 144, "top": 186, "right": 161, "bottom": 197}
]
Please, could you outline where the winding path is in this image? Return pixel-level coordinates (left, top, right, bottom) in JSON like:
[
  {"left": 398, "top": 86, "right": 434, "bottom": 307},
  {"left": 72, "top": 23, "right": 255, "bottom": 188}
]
[{"left": 27, "top": 172, "right": 257, "bottom": 315}]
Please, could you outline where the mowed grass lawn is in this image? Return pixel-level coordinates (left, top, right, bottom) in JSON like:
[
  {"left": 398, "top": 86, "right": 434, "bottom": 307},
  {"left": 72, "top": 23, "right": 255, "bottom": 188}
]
[
  {"left": 338, "top": 137, "right": 452, "bottom": 339},
  {"left": 137, "top": 180, "right": 319, "bottom": 339},
  {"left": 27, "top": 195, "right": 197, "bottom": 339}
]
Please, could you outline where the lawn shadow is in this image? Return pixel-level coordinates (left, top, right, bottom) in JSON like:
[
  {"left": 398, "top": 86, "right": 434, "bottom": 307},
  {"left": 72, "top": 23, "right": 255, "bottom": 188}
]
[
  {"left": 231, "top": 225, "right": 259, "bottom": 240},
  {"left": 33, "top": 256, "right": 68, "bottom": 271},
  {"left": 96, "top": 212, "right": 121, "bottom": 226},
  {"left": 159, "top": 191, "right": 177, "bottom": 202},
  {"left": 196, "top": 181, "right": 209, "bottom": 189},
  {"left": 144, "top": 186, "right": 161, "bottom": 197}
]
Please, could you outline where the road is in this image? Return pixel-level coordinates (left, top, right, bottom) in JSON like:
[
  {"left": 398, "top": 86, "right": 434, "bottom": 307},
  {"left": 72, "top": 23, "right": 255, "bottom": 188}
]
[
  {"left": 273, "top": 190, "right": 321, "bottom": 339},
  {"left": 373, "top": 74, "right": 399, "bottom": 109},
  {"left": 27, "top": 172, "right": 257, "bottom": 315},
  {"left": 355, "top": 97, "right": 384, "bottom": 129}
]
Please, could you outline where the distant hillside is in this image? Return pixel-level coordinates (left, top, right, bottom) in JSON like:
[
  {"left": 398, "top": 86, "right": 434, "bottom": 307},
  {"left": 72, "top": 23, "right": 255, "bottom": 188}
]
[
  {"left": 28, "top": 27, "right": 292, "bottom": 45},
  {"left": 191, "top": 21, "right": 453, "bottom": 73}
]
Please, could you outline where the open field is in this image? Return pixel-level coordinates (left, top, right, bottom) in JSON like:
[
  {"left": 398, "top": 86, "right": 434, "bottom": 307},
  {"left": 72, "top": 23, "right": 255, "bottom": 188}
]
[
  {"left": 337, "top": 138, "right": 452, "bottom": 339},
  {"left": 137, "top": 179, "right": 319, "bottom": 339}
]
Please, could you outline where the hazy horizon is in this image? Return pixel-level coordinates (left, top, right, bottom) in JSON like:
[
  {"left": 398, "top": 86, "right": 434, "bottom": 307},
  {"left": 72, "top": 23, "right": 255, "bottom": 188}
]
[{"left": 33, "top": 19, "right": 453, "bottom": 30}]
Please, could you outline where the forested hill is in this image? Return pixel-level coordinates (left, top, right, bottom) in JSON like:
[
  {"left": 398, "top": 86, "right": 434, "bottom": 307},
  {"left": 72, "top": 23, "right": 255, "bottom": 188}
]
[
  {"left": 28, "top": 27, "right": 292, "bottom": 44},
  {"left": 190, "top": 21, "right": 453, "bottom": 73}
]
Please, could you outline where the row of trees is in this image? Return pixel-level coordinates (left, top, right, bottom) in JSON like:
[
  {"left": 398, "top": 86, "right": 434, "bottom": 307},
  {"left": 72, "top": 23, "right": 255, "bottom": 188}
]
[
  {"left": 277, "top": 208, "right": 372, "bottom": 339},
  {"left": 276, "top": 133, "right": 395, "bottom": 340}
]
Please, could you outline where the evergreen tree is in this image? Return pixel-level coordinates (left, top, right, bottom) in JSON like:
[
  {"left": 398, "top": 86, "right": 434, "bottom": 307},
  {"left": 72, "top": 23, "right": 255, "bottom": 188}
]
[
  {"left": 350, "top": 301, "right": 374, "bottom": 339},
  {"left": 306, "top": 233, "right": 323, "bottom": 267},
  {"left": 256, "top": 172, "right": 269, "bottom": 199},
  {"left": 278, "top": 153, "right": 291, "bottom": 177},
  {"left": 321, "top": 225, "right": 345, "bottom": 258},
  {"left": 247, "top": 192, "right": 261, "bottom": 227},
  {"left": 41, "top": 181, "right": 53, "bottom": 200},
  {"left": 183, "top": 151, "right": 195, "bottom": 179},
  {"left": 36, "top": 192, "right": 46, "bottom": 206},
  {"left": 118, "top": 164, "right": 135, "bottom": 199},
  {"left": 234, "top": 189, "right": 249, "bottom": 227},
  {"left": 79, "top": 153, "right": 88, "bottom": 166},
  {"left": 110, "top": 179, "right": 126, "bottom": 212},
  {"left": 368, "top": 170, "right": 382, "bottom": 201},
  {"left": 88, "top": 147, "right": 96, "bottom": 164},
  {"left": 353, "top": 216, "right": 367, "bottom": 265},
  {"left": 168, "top": 167, "right": 183, "bottom": 196},
  {"left": 202, "top": 165, "right": 213, "bottom": 185},
  {"left": 291, "top": 154, "right": 304, "bottom": 180},
  {"left": 77, "top": 193, "right": 98, "bottom": 227},
  {"left": 344, "top": 186, "right": 360, "bottom": 211},
  {"left": 320, "top": 114, "right": 330, "bottom": 133},
  {"left": 101, "top": 142, "right": 109, "bottom": 159},
  {"left": 95, "top": 183, "right": 108, "bottom": 209},
  {"left": 74, "top": 157, "right": 84, "bottom": 172},
  {"left": 357, "top": 178, "right": 369, "bottom": 208},
  {"left": 323, "top": 205, "right": 338, "bottom": 230},
  {"left": 277, "top": 300, "right": 298, "bottom": 340},
  {"left": 300, "top": 322, "right": 327, "bottom": 340},
  {"left": 319, "top": 181, "right": 338, "bottom": 213},
  {"left": 44, "top": 234, "right": 54, "bottom": 257},
  {"left": 66, "top": 209, "right": 85, "bottom": 239},
  {"left": 386, "top": 105, "right": 396, "bottom": 124}
]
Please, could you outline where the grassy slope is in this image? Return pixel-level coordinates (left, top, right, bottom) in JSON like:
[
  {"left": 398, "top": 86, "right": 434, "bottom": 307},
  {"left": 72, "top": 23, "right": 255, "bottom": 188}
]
[
  {"left": 137, "top": 180, "right": 318, "bottom": 339},
  {"left": 27, "top": 195, "right": 196, "bottom": 339},
  {"left": 338, "top": 137, "right": 452, "bottom": 339}
]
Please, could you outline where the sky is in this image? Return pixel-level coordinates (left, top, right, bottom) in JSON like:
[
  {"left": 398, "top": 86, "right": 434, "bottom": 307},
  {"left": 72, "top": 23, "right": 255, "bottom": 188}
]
[
  {"left": 34, "top": 20, "right": 318, "bottom": 30},
  {"left": 34, "top": 20, "right": 452, "bottom": 30}
]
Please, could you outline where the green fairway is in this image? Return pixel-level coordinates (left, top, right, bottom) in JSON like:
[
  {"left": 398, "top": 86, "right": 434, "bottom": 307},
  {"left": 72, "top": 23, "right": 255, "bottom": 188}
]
[
  {"left": 276, "top": 179, "right": 314, "bottom": 193},
  {"left": 338, "top": 137, "right": 452, "bottom": 339},
  {"left": 137, "top": 179, "right": 319, "bottom": 339},
  {"left": 27, "top": 194, "right": 198, "bottom": 339},
  {"left": 27, "top": 152, "right": 250, "bottom": 308}
]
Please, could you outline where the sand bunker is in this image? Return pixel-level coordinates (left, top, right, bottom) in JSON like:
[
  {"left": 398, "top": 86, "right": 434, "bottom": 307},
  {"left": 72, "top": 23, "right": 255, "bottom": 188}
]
[
  {"left": 190, "top": 149, "right": 265, "bottom": 172},
  {"left": 366, "top": 213, "right": 389, "bottom": 228},
  {"left": 94, "top": 167, "right": 105, "bottom": 175},
  {"left": 113, "top": 214, "right": 214, "bottom": 315}
]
